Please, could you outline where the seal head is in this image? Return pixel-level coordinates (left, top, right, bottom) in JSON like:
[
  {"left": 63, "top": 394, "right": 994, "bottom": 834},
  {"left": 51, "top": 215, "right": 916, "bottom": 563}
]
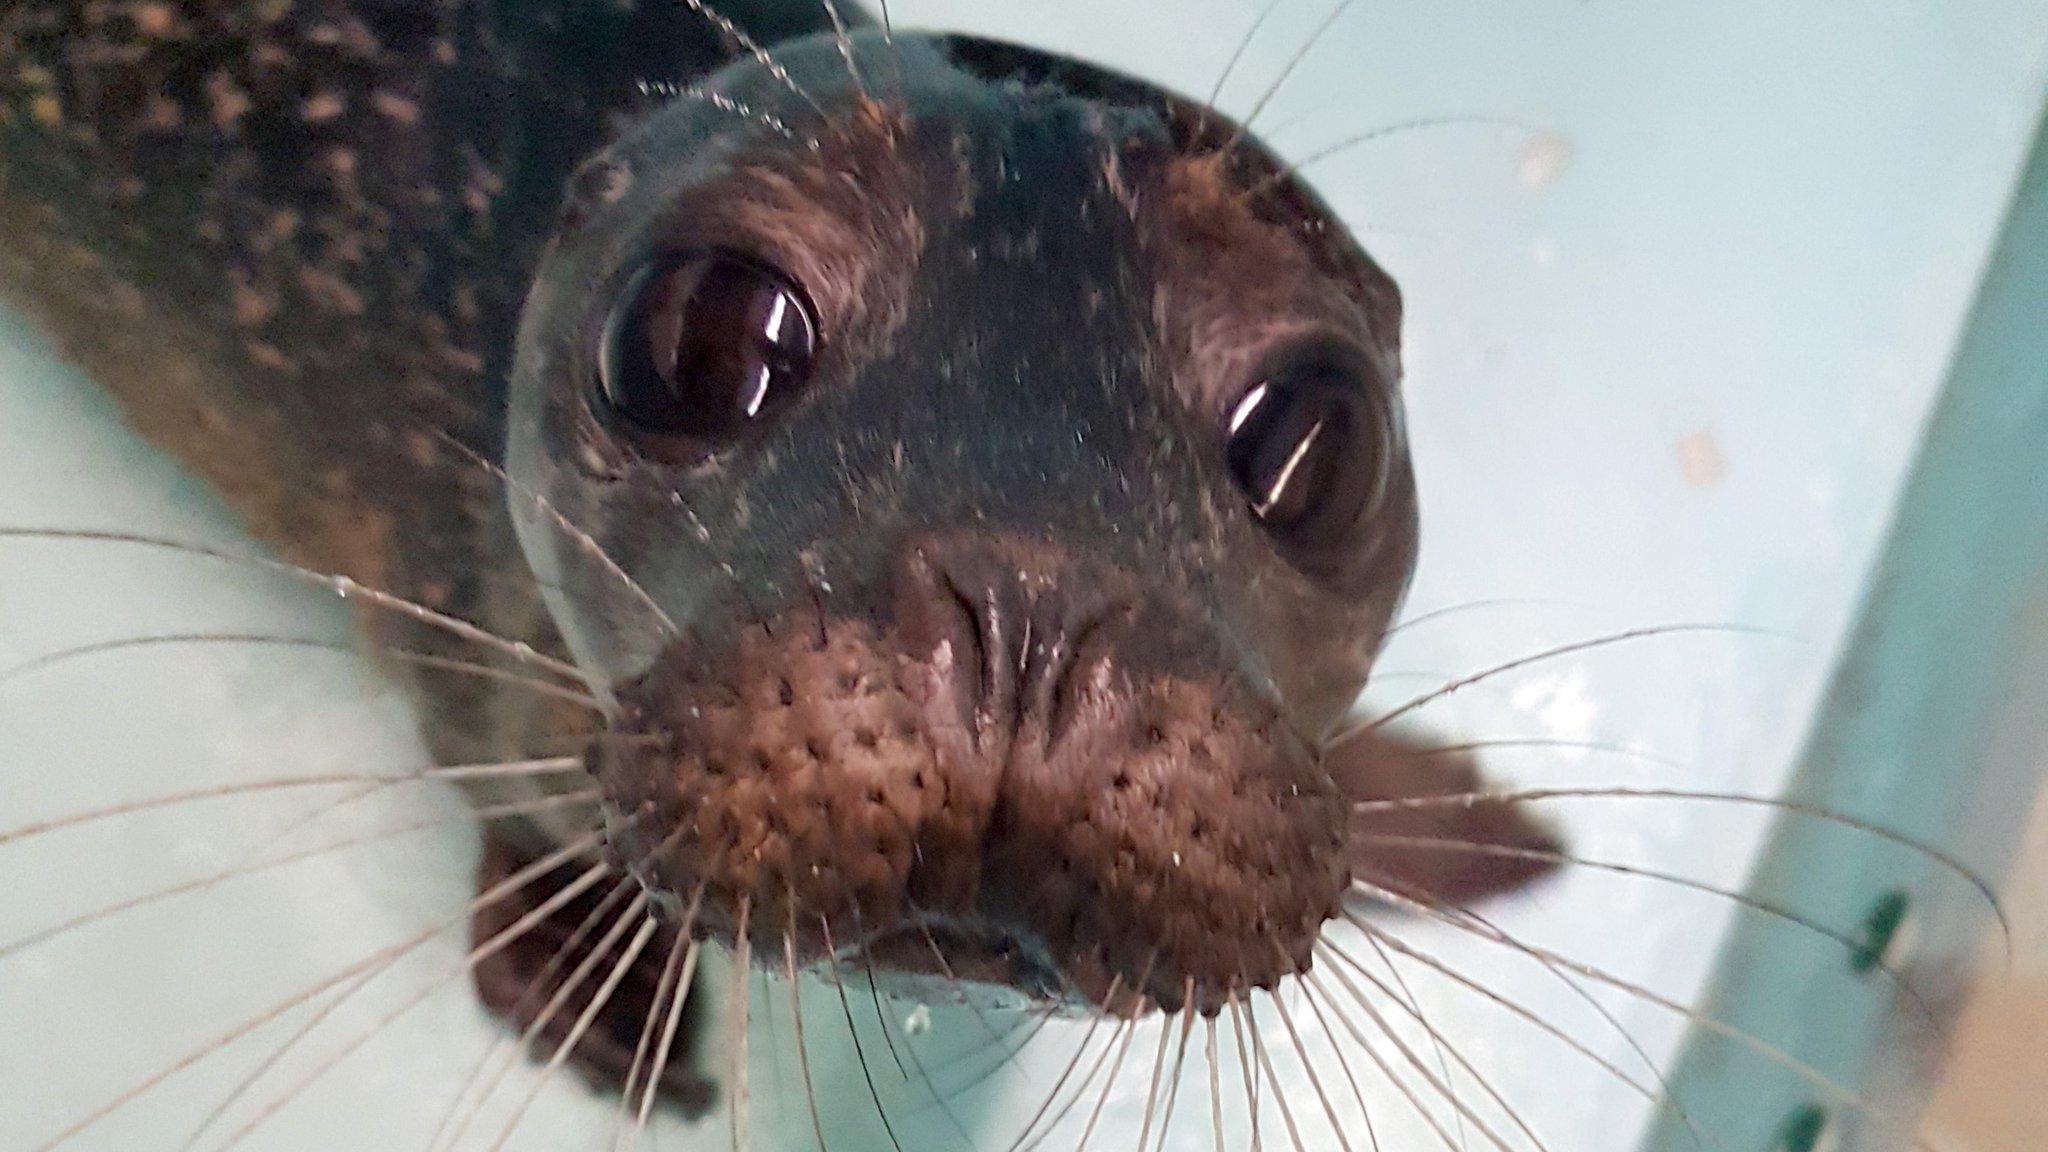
[{"left": 506, "top": 31, "right": 1416, "bottom": 1016}]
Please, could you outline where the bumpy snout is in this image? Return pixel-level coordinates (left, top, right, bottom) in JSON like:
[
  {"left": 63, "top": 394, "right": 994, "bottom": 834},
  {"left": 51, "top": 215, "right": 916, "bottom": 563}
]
[{"left": 592, "top": 533, "right": 1349, "bottom": 1015}]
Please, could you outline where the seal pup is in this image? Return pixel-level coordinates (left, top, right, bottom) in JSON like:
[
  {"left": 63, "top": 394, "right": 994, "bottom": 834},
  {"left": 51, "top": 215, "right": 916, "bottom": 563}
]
[{"left": 0, "top": 2, "right": 1574, "bottom": 1146}]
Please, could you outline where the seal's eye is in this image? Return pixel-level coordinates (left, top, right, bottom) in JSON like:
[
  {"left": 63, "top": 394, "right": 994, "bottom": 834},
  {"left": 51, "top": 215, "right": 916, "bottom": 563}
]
[
  {"left": 1224, "top": 352, "right": 1392, "bottom": 561},
  {"left": 598, "top": 251, "right": 818, "bottom": 442}
]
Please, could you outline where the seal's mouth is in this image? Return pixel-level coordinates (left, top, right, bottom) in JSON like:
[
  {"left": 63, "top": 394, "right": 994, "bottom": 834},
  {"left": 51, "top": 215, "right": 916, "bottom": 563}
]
[
  {"left": 846, "top": 920, "right": 1076, "bottom": 1011},
  {"left": 587, "top": 539, "right": 1353, "bottom": 1017}
]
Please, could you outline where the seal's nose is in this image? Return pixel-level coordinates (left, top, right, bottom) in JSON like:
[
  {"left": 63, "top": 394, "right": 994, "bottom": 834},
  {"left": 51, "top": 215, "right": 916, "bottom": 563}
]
[{"left": 891, "top": 532, "right": 1135, "bottom": 758}]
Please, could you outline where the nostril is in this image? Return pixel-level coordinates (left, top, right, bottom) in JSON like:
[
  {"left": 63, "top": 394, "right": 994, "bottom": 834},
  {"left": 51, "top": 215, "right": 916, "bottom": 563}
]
[
  {"left": 1039, "top": 602, "right": 1124, "bottom": 750},
  {"left": 935, "top": 571, "right": 996, "bottom": 730}
]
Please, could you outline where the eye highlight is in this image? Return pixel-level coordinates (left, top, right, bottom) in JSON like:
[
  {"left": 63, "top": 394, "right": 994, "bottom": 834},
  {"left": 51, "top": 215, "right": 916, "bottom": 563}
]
[
  {"left": 597, "top": 251, "right": 819, "bottom": 445},
  {"left": 1224, "top": 350, "right": 1392, "bottom": 564}
]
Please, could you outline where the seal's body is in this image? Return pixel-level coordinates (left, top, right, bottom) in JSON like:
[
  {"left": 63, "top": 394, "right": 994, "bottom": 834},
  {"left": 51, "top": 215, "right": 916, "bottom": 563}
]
[{"left": 1, "top": 0, "right": 1559, "bottom": 1133}]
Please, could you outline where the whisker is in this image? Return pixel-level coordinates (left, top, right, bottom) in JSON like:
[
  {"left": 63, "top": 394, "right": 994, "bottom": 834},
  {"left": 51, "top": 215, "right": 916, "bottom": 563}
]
[
  {"left": 729, "top": 897, "right": 752, "bottom": 1152},
  {"left": 1228, "top": 0, "right": 1356, "bottom": 144},
  {"left": 914, "top": 917, "right": 1007, "bottom": 1042},
  {"left": 1381, "top": 598, "right": 1592, "bottom": 642},
  {"left": 1025, "top": 956, "right": 1157, "bottom": 1152},
  {"left": 1358, "top": 624, "right": 1789, "bottom": 736},
  {"left": 1301, "top": 969, "right": 1461, "bottom": 1152},
  {"left": 1203, "top": 0, "right": 1288, "bottom": 116},
  {"left": 1257, "top": 114, "right": 1545, "bottom": 193},
  {"left": 1225, "top": 991, "right": 1265, "bottom": 1152},
  {"left": 429, "top": 429, "right": 677, "bottom": 639},
  {"left": 490, "top": 912, "right": 662, "bottom": 1151},
  {"left": 1242, "top": 993, "right": 1312, "bottom": 1152},
  {"left": 1345, "top": 895, "right": 1941, "bottom": 1145},
  {"left": 675, "top": 0, "right": 826, "bottom": 117},
  {"left": 612, "top": 928, "right": 689, "bottom": 1150},
  {"left": 1133, "top": 1001, "right": 1178, "bottom": 1152},
  {"left": 1150, "top": 985, "right": 1198, "bottom": 1152},
  {"left": 637, "top": 79, "right": 801, "bottom": 141},
  {"left": 1266, "top": 965, "right": 1355, "bottom": 1152},
  {"left": 1352, "top": 871, "right": 1718, "bottom": 1152},
  {"left": 785, "top": 917, "right": 830, "bottom": 1152},
  {"left": 1314, "top": 952, "right": 1519, "bottom": 1152},
  {"left": 1351, "top": 831, "right": 1938, "bottom": 1024},
  {"left": 176, "top": 834, "right": 605, "bottom": 1150},
  {"left": 34, "top": 840, "right": 607, "bottom": 1152},
  {"left": 630, "top": 888, "right": 707, "bottom": 1151},
  {"left": 1205, "top": 1013, "right": 1225, "bottom": 1152},
  {"left": 819, "top": 912, "right": 906, "bottom": 1152},
  {"left": 0, "top": 528, "right": 589, "bottom": 682},
  {"left": 818, "top": 0, "right": 869, "bottom": 102},
  {"left": 1323, "top": 939, "right": 1550, "bottom": 1152},
  {"left": 427, "top": 876, "right": 643, "bottom": 1152},
  {"left": 1, "top": 631, "right": 599, "bottom": 711},
  {"left": 1295, "top": 969, "right": 1382, "bottom": 1152},
  {"left": 1000, "top": 975, "right": 1123, "bottom": 1152},
  {"left": 465, "top": 888, "right": 653, "bottom": 1151},
  {"left": 1348, "top": 786, "right": 2006, "bottom": 940},
  {"left": 849, "top": 906, "right": 909, "bottom": 1080},
  {"left": 1385, "top": 737, "right": 1689, "bottom": 774},
  {"left": 1346, "top": 915, "right": 1673, "bottom": 1115},
  {"left": 1355, "top": 930, "right": 1466, "bottom": 1152},
  {"left": 1068, "top": 1016, "right": 1139, "bottom": 1152},
  {"left": 1, "top": 790, "right": 600, "bottom": 963},
  {"left": 0, "top": 755, "right": 580, "bottom": 849}
]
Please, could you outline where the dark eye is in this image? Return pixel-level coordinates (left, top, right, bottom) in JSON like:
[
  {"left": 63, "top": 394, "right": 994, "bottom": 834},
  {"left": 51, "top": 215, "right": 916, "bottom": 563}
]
[
  {"left": 1224, "top": 353, "right": 1391, "bottom": 558},
  {"left": 597, "top": 251, "right": 818, "bottom": 442}
]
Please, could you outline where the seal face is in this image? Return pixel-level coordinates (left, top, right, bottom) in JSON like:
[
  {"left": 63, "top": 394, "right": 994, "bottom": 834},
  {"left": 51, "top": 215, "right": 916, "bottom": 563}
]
[{"left": 508, "top": 31, "right": 1419, "bottom": 1015}]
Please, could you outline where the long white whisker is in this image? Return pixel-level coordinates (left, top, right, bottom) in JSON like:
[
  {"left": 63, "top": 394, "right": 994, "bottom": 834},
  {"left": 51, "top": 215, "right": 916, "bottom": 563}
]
[
  {"left": 1, "top": 631, "right": 603, "bottom": 710},
  {"left": 1, "top": 790, "right": 600, "bottom": 963},
  {"left": 1327, "top": 939, "right": 1550, "bottom": 1152},
  {"left": 819, "top": 913, "right": 907, "bottom": 1152},
  {"left": 1346, "top": 786, "right": 2004, "bottom": 938},
  {"left": 0, "top": 756, "right": 580, "bottom": 849},
  {"left": 177, "top": 834, "right": 605, "bottom": 1150},
  {"left": 613, "top": 929, "right": 688, "bottom": 1150},
  {"left": 1297, "top": 970, "right": 1383, "bottom": 1152},
  {"left": 33, "top": 839, "right": 607, "bottom": 1152},
  {"left": 1242, "top": 994, "right": 1311, "bottom": 1152},
  {"left": 629, "top": 887, "right": 707, "bottom": 1152},
  {"left": 1352, "top": 831, "right": 1937, "bottom": 1024},
  {"left": 1302, "top": 969, "right": 1461, "bottom": 1152},
  {"left": 1346, "top": 894, "right": 1938, "bottom": 1145},
  {"left": 489, "top": 913, "right": 661, "bottom": 1150},
  {"left": 430, "top": 430, "right": 677, "bottom": 638},
  {"left": 729, "top": 897, "right": 752, "bottom": 1152},
  {"left": 1353, "top": 930, "right": 1466, "bottom": 1152},
  {"left": 1257, "top": 114, "right": 1543, "bottom": 193},
  {"left": 1001, "top": 975, "right": 1122, "bottom": 1152},
  {"left": 1360, "top": 624, "right": 1786, "bottom": 735},
  {"left": 0, "top": 528, "right": 590, "bottom": 682},
  {"left": 1205, "top": 1013, "right": 1225, "bottom": 1152},
  {"left": 1267, "top": 973, "right": 1356, "bottom": 1152},
  {"left": 1150, "top": 982, "right": 1198, "bottom": 1152},
  {"left": 1225, "top": 991, "right": 1265, "bottom": 1152},
  {"left": 1229, "top": 0, "right": 1356, "bottom": 142},
  {"left": 1317, "top": 949, "right": 1520, "bottom": 1152},
  {"left": 428, "top": 879, "right": 645, "bottom": 1152},
  {"left": 676, "top": 0, "right": 826, "bottom": 117},
  {"left": 1134, "top": 1007, "right": 1178, "bottom": 1152}
]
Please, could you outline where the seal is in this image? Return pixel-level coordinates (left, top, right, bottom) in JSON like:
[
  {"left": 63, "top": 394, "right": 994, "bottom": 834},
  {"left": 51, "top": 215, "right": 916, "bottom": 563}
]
[{"left": 0, "top": 0, "right": 1562, "bottom": 1141}]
